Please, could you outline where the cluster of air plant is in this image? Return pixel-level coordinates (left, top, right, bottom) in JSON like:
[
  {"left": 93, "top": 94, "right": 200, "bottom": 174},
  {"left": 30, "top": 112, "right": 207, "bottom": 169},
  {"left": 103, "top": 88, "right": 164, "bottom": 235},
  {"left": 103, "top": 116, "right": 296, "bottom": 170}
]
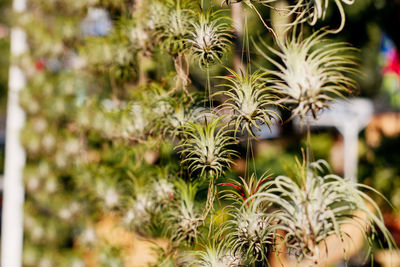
[
  {"left": 216, "top": 68, "right": 278, "bottom": 136},
  {"left": 22, "top": 0, "right": 396, "bottom": 266},
  {"left": 188, "top": 10, "right": 232, "bottom": 68},
  {"left": 75, "top": 100, "right": 151, "bottom": 141},
  {"left": 250, "top": 160, "right": 395, "bottom": 263},
  {"left": 177, "top": 116, "right": 238, "bottom": 179},
  {"left": 256, "top": 30, "right": 358, "bottom": 119}
]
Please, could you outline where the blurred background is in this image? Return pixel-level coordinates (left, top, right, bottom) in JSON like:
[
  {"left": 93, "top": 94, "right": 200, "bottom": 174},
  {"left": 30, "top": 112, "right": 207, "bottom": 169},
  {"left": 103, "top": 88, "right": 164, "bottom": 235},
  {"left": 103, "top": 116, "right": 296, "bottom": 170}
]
[{"left": 0, "top": 0, "right": 400, "bottom": 266}]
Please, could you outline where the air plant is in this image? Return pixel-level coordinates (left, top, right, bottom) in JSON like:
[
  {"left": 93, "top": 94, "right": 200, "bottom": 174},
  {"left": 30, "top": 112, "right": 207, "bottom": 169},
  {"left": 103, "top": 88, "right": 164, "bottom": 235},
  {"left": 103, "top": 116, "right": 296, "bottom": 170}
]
[
  {"left": 127, "top": 193, "right": 154, "bottom": 227},
  {"left": 218, "top": 172, "right": 272, "bottom": 203},
  {"left": 93, "top": 170, "right": 122, "bottom": 210},
  {"left": 256, "top": 30, "right": 358, "bottom": 119},
  {"left": 156, "top": 0, "right": 195, "bottom": 55},
  {"left": 250, "top": 160, "right": 396, "bottom": 263},
  {"left": 177, "top": 116, "right": 238, "bottom": 179},
  {"left": 187, "top": 232, "right": 241, "bottom": 267},
  {"left": 159, "top": 98, "right": 207, "bottom": 138},
  {"left": 120, "top": 103, "right": 148, "bottom": 139},
  {"left": 122, "top": 172, "right": 175, "bottom": 233},
  {"left": 219, "top": 173, "right": 275, "bottom": 263},
  {"left": 222, "top": 0, "right": 278, "bottom": 38},
  {"left": 223, "top": 205, "right": 275, "bottom": 264},
  {"left": 188, "top": 10, "right": 232, "bottom": 68},
  {"left": 152, "top": 178, "right": 175, "bottom": 204},
  {"left": 224, "top": 0, "right": 354, "bottom": 33},
  {"left": 217, "top": 68, "right": 278, "bottom": 137},
  {"left": 166, "top": 180, "right": 203, "bottom": 245},
  {"left": 286, "top": 0, "right": 355, "bottom": 33}
]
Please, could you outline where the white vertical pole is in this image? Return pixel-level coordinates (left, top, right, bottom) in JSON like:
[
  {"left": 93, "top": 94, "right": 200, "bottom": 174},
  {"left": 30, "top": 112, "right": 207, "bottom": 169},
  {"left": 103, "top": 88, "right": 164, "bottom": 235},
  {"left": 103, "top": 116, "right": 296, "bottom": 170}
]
[
  {"left": 1, "top": 0, "right": 27, "bottom": 266},
  {"left": 341, "top": 124, "right": 359, "bottom": 182}
]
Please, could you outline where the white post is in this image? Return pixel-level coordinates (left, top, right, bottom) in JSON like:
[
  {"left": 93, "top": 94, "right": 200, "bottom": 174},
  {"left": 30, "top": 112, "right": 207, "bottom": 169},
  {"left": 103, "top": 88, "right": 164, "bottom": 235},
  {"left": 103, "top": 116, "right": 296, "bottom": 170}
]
[
  {"left": 1, "top": 0, "right": 27, "bottom": 266},
  {"left": 340, "top": 123, "right": 360, "bottom": 182}
]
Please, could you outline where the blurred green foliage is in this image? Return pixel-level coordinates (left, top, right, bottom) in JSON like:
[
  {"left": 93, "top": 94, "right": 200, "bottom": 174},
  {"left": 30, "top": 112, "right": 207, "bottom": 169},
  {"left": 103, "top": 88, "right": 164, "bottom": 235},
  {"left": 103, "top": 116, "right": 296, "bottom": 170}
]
[{"left": 0, "top": 0, "right": 9, "bottom": 115}]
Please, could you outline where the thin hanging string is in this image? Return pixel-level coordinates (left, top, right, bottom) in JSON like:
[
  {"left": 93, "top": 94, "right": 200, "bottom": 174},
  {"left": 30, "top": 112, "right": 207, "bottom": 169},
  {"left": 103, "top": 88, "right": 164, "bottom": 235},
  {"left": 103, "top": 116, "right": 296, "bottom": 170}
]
[
  {"left": 250, "top": 137, "right": 257, "bottom": 178},
  {"left": 245, "top": 135, "right": 251, "bottom": 180},
  {"left": 241, "top": 11, "right": 246, "bottom": 68},
  {"left": 242, "top": 11, "right": 255, "bottom": 180},
  {"left": 206, "top": 66, "right": 213, "bottom": 108},
  {"left": 202, "top": 174, "right": 215, "bottom": 220},
  {"left": 241, "top": 12, "right": 251, "bottom": 70},
  {"left": 306, "top": 119, "right": 312, "bottom": 163},
  {"left": 245, "top": 12, "right": 251, "bottom": 70},
  {"left": 305, "top": 117, "right": 313, "bottom": 185},
  {"left": 242, "top": 11, "right": 258, "bottom": 179}
]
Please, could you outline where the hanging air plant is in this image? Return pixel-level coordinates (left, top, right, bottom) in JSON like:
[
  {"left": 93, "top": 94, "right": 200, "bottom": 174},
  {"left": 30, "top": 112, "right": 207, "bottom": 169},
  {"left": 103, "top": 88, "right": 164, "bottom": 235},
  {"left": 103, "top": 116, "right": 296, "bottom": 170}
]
[
  {"left": 188, "top": 10, "right": 232, "bottom": 68},
  {"left": 223, "top": 0, "right": 278, "bottom": 38},
  {"left": 166, "top": 180, "right": 203, "bottom": 245},
  {"left": 156, "top": 0, "right": 195, "bottom": 55},
  {"left": 220, "top": 173, "right": 275, "bottom": 263},
  {"left": 187, "top": 233, "right": 241, "bottom": 267},
  {"left": 218, "top": 172, "right": 273, "bottom": 203},
  {"left": 124, "top": 193, "right": 154, "bottom": 229},
  {"left": 256, "top": 30, "right": 358, "bottom": 119},
  {"left": 250, "top": 160, "right": 395, "bottom": 263},
  {"left": 159, "top": 98, "right": 207, "bottom": 138},
  {"left": 224, "top": 205, "right": 275, "bottom": 263},
  {"left": 287, "top": 0, "right": 355, "bottom": 33},
  {"left": 224, "top": 0, "right": 354, "bottom": 33},
  {"left": 177, "top": 116, "right": 238, "bottom": 179},
  {"left": 217, "top": 68, "right": 278, "bottom": 137}
]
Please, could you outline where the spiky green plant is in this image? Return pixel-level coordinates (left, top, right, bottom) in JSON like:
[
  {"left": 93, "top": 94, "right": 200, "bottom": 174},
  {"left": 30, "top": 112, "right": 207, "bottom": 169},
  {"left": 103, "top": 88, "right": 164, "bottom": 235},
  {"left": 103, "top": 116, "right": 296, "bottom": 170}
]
[
  {"left": 218, "top": 172, "right": 272, "bottom": 203},
  {"left": 224, "top": 0, "right": 354, "bottom": 33},
  {"left": 223, "top": 0, "right": 278, "bottom": 38},
  {"left": 219, "top": 173, "right": 275, "bottom": 263},
  {"left": 159, "top": 98, "right": 207, "bottom": 138},
  {"left": 216, "top": 68, "right": 278, "bottom": 136},
  {"left": 166, "top": 180, "right": 203, "bottom": 245},
  {"left": 124, "top": 193, "right": 154, "bottom": 229},
  {"left": 250, "top": 160, "right": 396, "bottom": 263},
  {"left": 152, "top": 178, "right": 175, "bottom": 204},
  {"left": 122, "top": 173, "right": 175, "bottom": 235},
  {"left": 223, "top": 205, "right": 275, "bottom": 264},
  {"left": 177, "top": 116, "right": 238, "bottom": 179},
  {"left": 285, "top": 0, "right": 355, "bottom": 33},
  {"left": 187, "top": 234, "right": 241, "bottom": 267},
  {"left": 156, "top": 0, "right": 195, "bottom": 55},
  {"left": 188, "top": 10, "right": 232, "bottom": 68},
  {"left": 256, "top": 30, "right": 358, "bottom": 119}
]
